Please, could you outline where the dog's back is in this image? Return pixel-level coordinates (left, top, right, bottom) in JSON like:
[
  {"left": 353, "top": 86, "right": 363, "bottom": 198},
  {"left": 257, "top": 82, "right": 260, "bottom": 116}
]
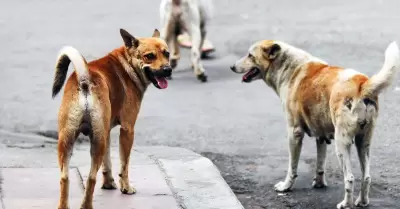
[
  {"left": 287, "top": 42, "right": 400, "bottom": 140},
  {"left": 52, "top": 47, "right": 136, "bottom": 138}
]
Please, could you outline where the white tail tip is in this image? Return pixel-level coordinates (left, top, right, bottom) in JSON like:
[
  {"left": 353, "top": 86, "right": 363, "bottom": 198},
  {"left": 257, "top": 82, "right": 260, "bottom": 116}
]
[{"left": 385, "top": 41, "right": 400, "bottom": 67}]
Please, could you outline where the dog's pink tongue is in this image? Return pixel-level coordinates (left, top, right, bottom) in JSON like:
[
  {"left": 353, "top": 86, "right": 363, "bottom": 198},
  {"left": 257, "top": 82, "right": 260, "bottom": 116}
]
[{"left": 156, "top": 77, "right": 168, "bottom": 89}]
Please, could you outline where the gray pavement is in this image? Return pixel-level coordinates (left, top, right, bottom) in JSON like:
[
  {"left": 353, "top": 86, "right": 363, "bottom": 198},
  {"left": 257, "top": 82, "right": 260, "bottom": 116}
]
[
  {"left": 1, "top": 0, "right": 400, "bottom": 208},
  {"left": 0, "top": 131, "right": 243, "bottom": 209}
]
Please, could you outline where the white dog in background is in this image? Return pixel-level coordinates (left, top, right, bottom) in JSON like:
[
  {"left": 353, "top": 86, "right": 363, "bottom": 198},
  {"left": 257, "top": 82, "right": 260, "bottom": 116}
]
[{"left": 159, "top": 0, "right": 213, "bottom": 82}]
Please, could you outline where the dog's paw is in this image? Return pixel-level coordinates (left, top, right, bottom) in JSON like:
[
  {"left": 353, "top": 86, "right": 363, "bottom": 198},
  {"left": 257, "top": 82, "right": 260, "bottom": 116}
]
[
  {"left": 120, "top": 185, "right": 137, "bottom": 195},
  {"left": 170, "top": 58, "right": 178, "bottom": 69},
  {"left": 312, "top": 177, "right": 327, "bottom": 189},
  {"left": 274, "top": 181, "right": 293, "bottom": 192},
  {"left": 79, "top": 202, "right": 93, "bottom": 209},
  {"left": 355, "top": 196, "right": 369, "bottom": 207},
  {"left": 337, "top": 200, "right": 353, "bottom": 209},
  {"left": 197, "top": 73, "right": 208, "bottom": 83},
  {"left": 79, "top": 207, "right": 93, "bottom": 209},
  {"left": 57, "top": 202, "right": 70, "bottom": 209},
  {"left": 101, "top": 181, "right": 118, "bottom": 190}
]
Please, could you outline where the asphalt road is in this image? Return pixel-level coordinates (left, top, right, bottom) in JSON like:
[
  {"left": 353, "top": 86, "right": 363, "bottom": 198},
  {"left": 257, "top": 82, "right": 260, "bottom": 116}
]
[{"left": 1, "top": 0, "right": 400, "bottom": 208}]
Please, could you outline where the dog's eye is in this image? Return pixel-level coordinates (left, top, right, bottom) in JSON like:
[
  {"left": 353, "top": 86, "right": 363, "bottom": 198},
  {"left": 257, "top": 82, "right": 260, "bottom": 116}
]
[
  {"left": 145, "top": 53, "right": 156, "bottom": 60},
  {"left": 164, "top": 51, "right": 170, "bottom": 59},
  {"left": 248, "top": 53, "right": 255, "bottom": 60}
]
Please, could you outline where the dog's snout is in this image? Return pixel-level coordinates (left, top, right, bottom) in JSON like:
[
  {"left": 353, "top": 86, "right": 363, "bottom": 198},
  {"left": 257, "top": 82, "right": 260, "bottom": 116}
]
[
  {"left": 230, "top": 65, "right": 236, "bottom": 72},
  {"left": 158, "top": 65, "right": 172, "bottom": 77},
  {"left": 162, "top": 65, "right": 172, "bottom": 72}
]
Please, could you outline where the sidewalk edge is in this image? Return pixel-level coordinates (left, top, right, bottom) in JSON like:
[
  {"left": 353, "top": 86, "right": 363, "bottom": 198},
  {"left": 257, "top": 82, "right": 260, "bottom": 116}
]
[{"left": 137, "top": 146, "right": 244, "bottom": 209}]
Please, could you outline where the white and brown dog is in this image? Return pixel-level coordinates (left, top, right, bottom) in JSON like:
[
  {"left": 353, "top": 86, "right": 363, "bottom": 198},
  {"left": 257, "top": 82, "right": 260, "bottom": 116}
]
[
  {"left": 159, "top": 0, "right": 213, "bottom": 82},
  {"left": 230, "top": 40, "right": 400, "bottom": 209}
]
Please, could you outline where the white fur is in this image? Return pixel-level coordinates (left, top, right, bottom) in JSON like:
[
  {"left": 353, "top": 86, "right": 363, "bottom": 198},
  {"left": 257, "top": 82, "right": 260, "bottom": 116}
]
[
  {"left": 159, "top": 0, "right": 213, "bottom": 77},
  {"left": 276, "top": 41, "right": 328, "bottom": 65},
  {"left": 338, "top": 68, "right": 366, "bottom": 82},
  {"left": 56, "top": 46, "right": 89, "bottom": 80},
  {"left": 365, "top": 41, "right": 400, "bottom": 95}
]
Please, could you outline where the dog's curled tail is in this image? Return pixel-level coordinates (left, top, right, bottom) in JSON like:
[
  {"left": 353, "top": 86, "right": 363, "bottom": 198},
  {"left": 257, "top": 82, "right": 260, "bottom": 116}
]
[
  {"left": 362, "top": 41, "right": 400, "bottom": 97},
  {"left": 52, "top": 46, "right": 90, "bottom": 98}
]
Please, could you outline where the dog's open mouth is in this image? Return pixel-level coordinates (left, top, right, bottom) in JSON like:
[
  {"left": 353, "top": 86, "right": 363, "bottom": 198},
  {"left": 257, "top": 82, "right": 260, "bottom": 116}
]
[
  {"left": 242, "top": 68, "right": 260, "bottom": 83},
  {"left": 145, "top": 68, "right": 171, "bottom": 89},
  {"left": 154, "top": 77, "right": 168, "bottom": 89}
]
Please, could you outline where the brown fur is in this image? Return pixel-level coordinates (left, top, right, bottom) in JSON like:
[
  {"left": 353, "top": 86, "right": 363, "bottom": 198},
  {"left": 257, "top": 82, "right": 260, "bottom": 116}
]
[{"left": 54, "top": 29, "right": 170, "bottom": 209}]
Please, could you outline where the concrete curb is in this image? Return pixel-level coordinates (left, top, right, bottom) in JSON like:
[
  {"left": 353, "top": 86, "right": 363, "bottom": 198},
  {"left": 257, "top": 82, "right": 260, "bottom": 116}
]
[
  {"left": 0, "top": 130, "right": 244, "bottom": 209},
  {"left": 138, "top": 147, "right": 244, "bottom": 209}
]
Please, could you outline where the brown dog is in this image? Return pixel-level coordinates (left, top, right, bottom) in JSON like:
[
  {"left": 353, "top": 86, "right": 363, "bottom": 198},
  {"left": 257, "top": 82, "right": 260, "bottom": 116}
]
[
  {"left": 52, "top": 28, "right": 171, "bottom": 209},
  {"left": 231, "top": 40, "right": 399, "bottom": 208}
]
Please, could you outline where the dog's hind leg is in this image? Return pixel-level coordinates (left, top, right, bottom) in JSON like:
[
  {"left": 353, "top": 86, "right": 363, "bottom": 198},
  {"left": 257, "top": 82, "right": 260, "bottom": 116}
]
[
  {"left": 80, "top": 96, "right": 111, "bottom": 209},
  {"left": 101, "top": 132, "right": 117, "bottom": 190},
  {"left": 80, "top": 130, "right": 108, "bottom": 209},
  {"left": 335, "top": 128, "right": 355, "bottom": 209},
  {"left": 312, "top": 136, "right": 328, "bottom": 188},
  {"left": 354, "top": 130, "right": 373, "bottom": 207},
  {"left": 274, "top": 126, "right": 304, "bottom": 192},
  {"left": 57, "top": 130, "right": 76, "bottom": 209}
]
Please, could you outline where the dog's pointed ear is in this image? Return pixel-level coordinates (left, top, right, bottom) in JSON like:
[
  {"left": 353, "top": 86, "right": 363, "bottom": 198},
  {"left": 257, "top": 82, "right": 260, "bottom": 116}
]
[
  {"left": 120, "top": 28, "right": 139, "bottom": 48},
  {"left": 263, "top": 43, "right": 281, "bottom": 59},
  {"left": 152, "top": 29, "right": 160, "bottom": 38}
]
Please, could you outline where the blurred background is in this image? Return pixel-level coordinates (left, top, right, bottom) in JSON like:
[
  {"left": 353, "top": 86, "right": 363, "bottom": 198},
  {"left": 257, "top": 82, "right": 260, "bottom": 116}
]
[{"left": 1, "top": 0, "right": 400, "bottom": 208}]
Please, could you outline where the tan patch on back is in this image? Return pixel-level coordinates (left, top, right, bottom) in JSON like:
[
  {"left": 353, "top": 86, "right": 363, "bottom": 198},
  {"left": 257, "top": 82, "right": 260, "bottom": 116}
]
[
  {"left": 288, "top": 62, "right": 342, "bottom": 134},
  {"left": 294, "top": 62, "right": 342, "bottom": 104}
]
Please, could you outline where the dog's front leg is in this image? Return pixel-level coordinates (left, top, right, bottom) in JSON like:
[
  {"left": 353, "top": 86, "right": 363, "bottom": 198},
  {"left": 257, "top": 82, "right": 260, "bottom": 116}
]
[
  {"left": 187, "top": 21, "right": 207, "bottom": 82},
  {"left": 118, "top": 127, "right": 136, "bottom": 195},
  {"left": 335, "top": 130, "right": 355, "bottom": 209},
  {"left": 274, "top": 126, "right": 304, "bottom": 192},
  {"left": 170, "top": 31, "right": 181, "bottom": 69},
  {"left": 354, "top": 131, "right": 372, "bottom": 208},
  {"left": 161, "top": 16, "right": 179, "bottom": 71}
]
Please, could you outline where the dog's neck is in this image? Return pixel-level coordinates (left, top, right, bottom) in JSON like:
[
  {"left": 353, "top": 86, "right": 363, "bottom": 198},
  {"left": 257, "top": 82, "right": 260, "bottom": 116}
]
[
  {"left": 111, "top": 47, "right": 151, "bottom": 96},
  {"left": 263, "top": 42, "right": 327, "bottom": 96}
]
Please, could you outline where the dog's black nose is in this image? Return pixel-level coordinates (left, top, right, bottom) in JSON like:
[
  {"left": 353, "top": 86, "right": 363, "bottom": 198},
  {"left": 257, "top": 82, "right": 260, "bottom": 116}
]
[
  {"left": 160, "top": 65, "right": 172, "bottom": 77},
  {"left": 161, "top": 65, "right": 172, "bottom": 73},
  {"left": 230, "top": 65, "right": 236, "bottom": 72}
]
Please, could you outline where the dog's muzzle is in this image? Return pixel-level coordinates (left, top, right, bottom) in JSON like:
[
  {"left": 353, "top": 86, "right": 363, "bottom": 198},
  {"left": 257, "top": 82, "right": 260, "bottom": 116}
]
[{"left": 153, "top": 65, "right": 172, "bottom": 77}]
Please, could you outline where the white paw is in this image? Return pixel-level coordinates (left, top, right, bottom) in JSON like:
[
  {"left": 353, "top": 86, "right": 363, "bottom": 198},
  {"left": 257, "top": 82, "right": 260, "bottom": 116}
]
[
  {"left": 274, "top": 181, "right": 293, "bottom": 192},
  {"left": 355, "top": 196, "right": 369, "bottom": 207},
  {"left": 337, "top": 199, "right": 353, "bottom": 209}
]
